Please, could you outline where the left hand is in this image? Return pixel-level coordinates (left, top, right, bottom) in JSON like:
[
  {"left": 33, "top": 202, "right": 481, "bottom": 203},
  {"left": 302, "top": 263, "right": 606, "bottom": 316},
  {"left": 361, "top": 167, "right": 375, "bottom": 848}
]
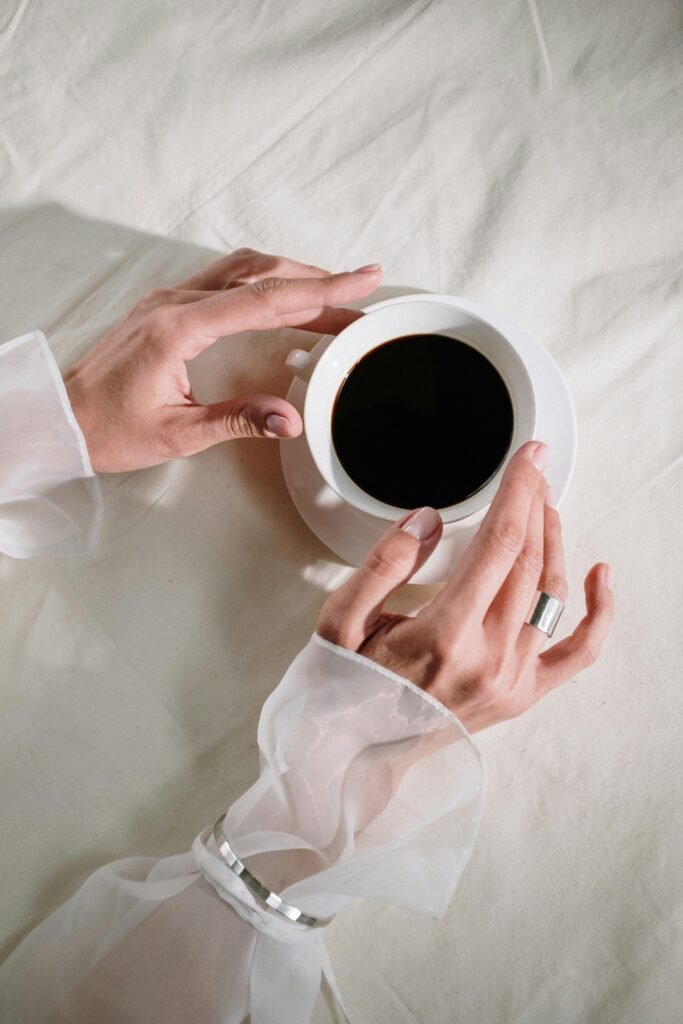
[{"left": 63, "top": 248, "right": 382, "bottom": 472}]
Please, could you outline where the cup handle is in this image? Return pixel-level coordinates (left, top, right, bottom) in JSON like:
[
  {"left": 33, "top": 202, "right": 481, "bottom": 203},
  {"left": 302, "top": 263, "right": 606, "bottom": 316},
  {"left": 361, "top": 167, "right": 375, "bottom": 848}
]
[{"left": 286, "top": 348, "right": 317, "bottom": 382}]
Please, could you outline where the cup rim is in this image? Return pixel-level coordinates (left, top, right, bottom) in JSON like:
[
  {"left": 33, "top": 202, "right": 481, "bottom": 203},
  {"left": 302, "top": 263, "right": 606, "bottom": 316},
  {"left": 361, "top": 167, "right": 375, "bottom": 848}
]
[{"left": 302, "top": 295, "right": 537, "bottom": 523}]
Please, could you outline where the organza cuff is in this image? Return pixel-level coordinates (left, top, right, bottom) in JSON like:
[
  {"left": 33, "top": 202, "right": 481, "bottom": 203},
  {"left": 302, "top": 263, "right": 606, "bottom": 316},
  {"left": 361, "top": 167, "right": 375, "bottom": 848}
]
[
  {"left": 0, "top": 330, "right": 102, "bottom": 558},
  {"left": 0, "top": 633, "right": 485, "bottom": 1024}
]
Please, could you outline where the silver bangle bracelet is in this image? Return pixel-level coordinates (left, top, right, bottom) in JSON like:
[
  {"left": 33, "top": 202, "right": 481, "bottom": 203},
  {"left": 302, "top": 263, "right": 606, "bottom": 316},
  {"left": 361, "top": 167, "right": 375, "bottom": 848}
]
[{"left": 204, "top": 814, "right": 331, "bottom": 929}]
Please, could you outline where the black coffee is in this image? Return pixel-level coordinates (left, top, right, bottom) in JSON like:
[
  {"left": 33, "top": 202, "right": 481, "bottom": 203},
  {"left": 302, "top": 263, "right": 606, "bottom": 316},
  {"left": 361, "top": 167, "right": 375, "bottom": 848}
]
[{"left": 331, "top": 333, "right": 513, "bottom": 510}]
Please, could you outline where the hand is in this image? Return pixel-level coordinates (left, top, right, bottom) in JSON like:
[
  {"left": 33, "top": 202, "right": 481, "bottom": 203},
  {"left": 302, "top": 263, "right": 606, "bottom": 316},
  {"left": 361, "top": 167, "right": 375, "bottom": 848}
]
[
  {"left": 63, "top": 248, "right": 383, "bottom": 473},
  {"left": 317, "top": 442, "right": 614, "bottom": 733}
]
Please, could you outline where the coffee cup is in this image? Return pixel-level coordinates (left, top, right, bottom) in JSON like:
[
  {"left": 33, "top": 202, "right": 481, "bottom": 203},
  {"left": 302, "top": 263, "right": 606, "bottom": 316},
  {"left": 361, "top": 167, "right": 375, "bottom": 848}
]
[{"left": 286, "top": 296, "right": 536, "bottom": 525}]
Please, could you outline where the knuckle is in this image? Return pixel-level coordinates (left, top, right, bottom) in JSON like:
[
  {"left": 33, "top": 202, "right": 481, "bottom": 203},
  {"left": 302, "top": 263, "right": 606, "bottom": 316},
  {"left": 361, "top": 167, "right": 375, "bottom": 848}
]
[
  {"left": 504, "top": 461, "right": 541, "bottom": 496},
  {"left": 542, "top": 573, "right": 568, "bottom": 602},
  {"left": 425, "top": 629, "right": 456, "bottom": 669},
  {"left": 248, "top": 275, "right": 286, "bottom": 302},
  {"left": 363, "top": 544, "right": 408, "bottom": 582},
  {"left": 134, "top": 291, "right": 156, "bottom": 312},
  {"left": 231, "top": 246, "right": 258, "bottom": 259},
  {"left": 577, "top": 642, "right": 598, "bottom": 670},
  {"left": 137, "top": 287, "right": 174, "bottom": 312},
  {"left": 149, "top": 287, "right": 175, "bottom": 304},
  {"left": 223, "top": 405, "right": 259, "bottom": 439},
  {"left": 487, "top": 517, "right": 526, "bottom": 555},
  {"left": 517, "top": 544, "right": 544, "bottom": 578},
  {"left": 246, "top": 276, "right": 290, "bottom": 321},
  {"left": 471, "top": 657, "right": 508, "bottom": 700},
  {"left": 145, "top": 304, "right": 179, "bottom": 336},
  {"left": 546, "top": 508, "right": 563, "bottom": 533},
  {"left": 516, "top": 462, "right": 543, "bottom": 492},
  {"left": 475, "top": 670, "right": 503, "bottom": 700}
]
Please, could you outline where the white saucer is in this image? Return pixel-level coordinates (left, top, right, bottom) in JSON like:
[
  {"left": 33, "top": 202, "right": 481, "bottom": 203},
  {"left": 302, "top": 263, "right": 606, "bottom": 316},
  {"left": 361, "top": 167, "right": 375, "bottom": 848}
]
[{"left": 280, "top": 293, "right": 577, "bottom": 585}]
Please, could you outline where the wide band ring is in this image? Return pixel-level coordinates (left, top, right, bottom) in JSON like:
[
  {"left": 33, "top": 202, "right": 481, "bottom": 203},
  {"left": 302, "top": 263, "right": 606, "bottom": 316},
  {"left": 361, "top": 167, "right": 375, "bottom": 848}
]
[
  {"left": 524, "top": 591, "right": 564, "bottom": 638},
  {"left": 203, "top": 814, "right": 331, "bottom": 929}
]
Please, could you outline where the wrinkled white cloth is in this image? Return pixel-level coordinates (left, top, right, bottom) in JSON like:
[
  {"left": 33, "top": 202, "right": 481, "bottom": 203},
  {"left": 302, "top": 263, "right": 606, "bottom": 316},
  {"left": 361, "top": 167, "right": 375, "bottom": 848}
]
[
  {"left": 2, "top": 2, "right": 682, "bottom": 1019},
  {"left": 0, "top": 633, "right": 485, "bottom": 1023},
  {"left": 0, "top": 331, "right": 102, "bottom": 559}
]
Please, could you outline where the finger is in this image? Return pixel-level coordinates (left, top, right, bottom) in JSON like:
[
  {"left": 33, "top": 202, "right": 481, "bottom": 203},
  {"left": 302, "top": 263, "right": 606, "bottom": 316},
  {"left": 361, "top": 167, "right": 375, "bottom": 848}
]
[
  {"left": 484, "top": 476, "right": 546, "bottom": 643},
  {"left": 296, "top": 304, "right": 365, "bottom": 336},
  {"left": 141, "top": 291, "right": 363, "bottom": 336},
  {"left": 135, "top": 288, "right": 217, "bottom": 312},
  {"left": 537, "top": 563, "right": 614, "bottom": 692},
  {"left": 173, "top": 248, "right": 332, "bottom": 291},
  {"left": 170, "top": 394, "right": 303, "bottom": 453},
  {"left": 517, "top": 489, "right": 569, "bottom": 661},
  {"left": 172, "top": 266, "right": 383, "bottom": 359},
  {"left": 428, "top": 441, "right": 548, "bottom": 627},
  {"left": 316, "top": 507, "right": 443, "bottom": 650}
]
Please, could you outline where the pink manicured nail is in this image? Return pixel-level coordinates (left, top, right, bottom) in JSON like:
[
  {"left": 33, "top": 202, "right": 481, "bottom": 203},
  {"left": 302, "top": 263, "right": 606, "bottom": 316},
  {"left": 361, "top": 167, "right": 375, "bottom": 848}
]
[
  {"left": 351, "top": 263, "right": 381, "bottom": 273},
  {"left": 604, "top": 564, "right": 613, "bottom": 590},
  {"left": 531, "top": 442, "right": 549, "bottom": 471},
  {"left": 265, "top": 413, "right": 290, "bottom": 437},
  {"left": 399, "top": 506, "right": 441, "bottom": 541},
  {"left": 545, "top": 485, "right": 557, "bottom": 508}
]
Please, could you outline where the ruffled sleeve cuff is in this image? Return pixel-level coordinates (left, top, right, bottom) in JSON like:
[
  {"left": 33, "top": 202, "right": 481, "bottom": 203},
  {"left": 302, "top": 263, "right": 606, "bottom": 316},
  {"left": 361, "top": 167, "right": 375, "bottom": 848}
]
[
  {"left": 0, "top": 634, "right": 486, "bottom": 1024},
  {"left": 0, "top": 330, "right": 102, "bottom": 558},
  {"left": 218, "top": 632, "right": 486, "bottom": 923}
]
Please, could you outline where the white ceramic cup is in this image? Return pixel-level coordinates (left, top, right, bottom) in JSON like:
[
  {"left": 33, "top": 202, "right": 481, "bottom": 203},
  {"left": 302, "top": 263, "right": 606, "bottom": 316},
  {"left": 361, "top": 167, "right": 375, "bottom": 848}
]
[{"left": 286, "top": 296, "right": 537, "bottom": 524}]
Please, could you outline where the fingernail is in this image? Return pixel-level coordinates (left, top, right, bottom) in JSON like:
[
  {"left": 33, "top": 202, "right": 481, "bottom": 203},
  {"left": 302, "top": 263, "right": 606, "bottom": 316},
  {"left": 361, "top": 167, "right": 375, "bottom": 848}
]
[
  {"left": 530, "top": 442, "right": 549, "bottom": 471},
  {"left": 350, "top": 263, "right": 381, "bottom": 273},
  {"left": 545, "top": 485, "right": 557, "bottom": 508},
  {"left": 265, "top": 413, "right": 291, "bottom": 437},
  {"left": 398, "top": 506, "right": 441, "bottom": 541},
  {"left": 604, "top": 564, "right": 613, "bottom": 591}
]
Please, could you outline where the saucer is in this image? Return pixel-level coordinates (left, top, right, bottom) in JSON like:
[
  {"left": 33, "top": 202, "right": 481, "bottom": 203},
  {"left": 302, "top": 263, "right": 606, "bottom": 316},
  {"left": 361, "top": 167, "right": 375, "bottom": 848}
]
[{"left": 280, "top": 293, "right": 577, "bottom": 585}]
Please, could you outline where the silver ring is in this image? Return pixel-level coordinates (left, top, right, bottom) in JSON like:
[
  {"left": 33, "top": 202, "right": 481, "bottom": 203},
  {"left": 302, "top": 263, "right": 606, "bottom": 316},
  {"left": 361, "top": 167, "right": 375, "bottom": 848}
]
[
  {"left": 203, "top": 814, "right": 331, "bottom": 929},
  {"left": 524, "top": 591, "right": 564, "bottom": 637}
]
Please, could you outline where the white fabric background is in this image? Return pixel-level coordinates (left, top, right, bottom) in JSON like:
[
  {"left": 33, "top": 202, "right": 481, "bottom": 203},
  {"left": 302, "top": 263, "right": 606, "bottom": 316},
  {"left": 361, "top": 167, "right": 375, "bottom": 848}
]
[{"left": 1, "top": 1, "right": 681, "bottom": 1021}]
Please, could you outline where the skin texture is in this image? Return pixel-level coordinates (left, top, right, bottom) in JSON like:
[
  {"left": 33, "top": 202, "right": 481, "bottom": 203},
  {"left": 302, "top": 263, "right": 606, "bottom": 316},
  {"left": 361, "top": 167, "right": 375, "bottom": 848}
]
[
  {"left": 318, "top": 442, "right": 614, "bottom": 734},
  {"left": 63, "top": 248, "right": 383, "bottom": 473}
]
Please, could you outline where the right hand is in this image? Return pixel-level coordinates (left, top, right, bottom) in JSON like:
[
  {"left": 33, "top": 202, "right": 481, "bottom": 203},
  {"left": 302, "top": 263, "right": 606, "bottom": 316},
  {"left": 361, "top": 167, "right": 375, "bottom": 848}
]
[
  {"left": 317, "top": 442, "right": 614, "bottom": 734},
  {"left": 63, "top": 248, "right": 382, "bottom": 473}
]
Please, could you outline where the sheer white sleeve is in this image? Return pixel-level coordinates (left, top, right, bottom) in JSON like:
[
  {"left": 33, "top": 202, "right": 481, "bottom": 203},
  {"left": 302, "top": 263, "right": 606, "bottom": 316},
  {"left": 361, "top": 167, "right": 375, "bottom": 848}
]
[
  {"left": 0, "top": 331, "right": 101, "bottom": 558},
  {"left": 0, "top": 634, "right": 485, "bottom": 1024}
]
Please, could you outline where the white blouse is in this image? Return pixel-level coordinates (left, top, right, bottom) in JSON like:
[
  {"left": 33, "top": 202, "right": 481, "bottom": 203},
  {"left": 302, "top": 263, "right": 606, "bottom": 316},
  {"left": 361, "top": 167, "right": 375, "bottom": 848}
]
[
  {"left": 0, "top": 330, "right": 102, "bottom": 559},
  {"left": 0, "top": 331, "right": 485, "bottom": 1024}
]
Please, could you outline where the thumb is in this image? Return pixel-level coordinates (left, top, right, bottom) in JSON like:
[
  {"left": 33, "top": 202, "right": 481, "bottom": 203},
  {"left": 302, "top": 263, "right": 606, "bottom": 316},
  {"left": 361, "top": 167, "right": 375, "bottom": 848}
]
[
  {"left": 187, "top": 394, "right": 303, "bottom": 449},
  {"left": 317, "top": 507, "right": 443, "bottom": 650}
]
